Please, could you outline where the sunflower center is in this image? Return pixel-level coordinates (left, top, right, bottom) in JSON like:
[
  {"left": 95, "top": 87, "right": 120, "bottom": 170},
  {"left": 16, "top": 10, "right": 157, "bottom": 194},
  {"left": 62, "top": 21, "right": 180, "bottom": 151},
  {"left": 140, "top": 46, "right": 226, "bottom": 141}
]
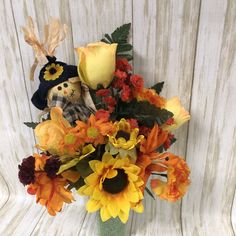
[
  {"left": 49, "top": 67, "right": 57, "bottom": 74},
  {"left": 116, "top": 130, "right": 130, "bottom": 141},
  {"left": 102, "top": 169, "right": 128, "bottom": 194}
]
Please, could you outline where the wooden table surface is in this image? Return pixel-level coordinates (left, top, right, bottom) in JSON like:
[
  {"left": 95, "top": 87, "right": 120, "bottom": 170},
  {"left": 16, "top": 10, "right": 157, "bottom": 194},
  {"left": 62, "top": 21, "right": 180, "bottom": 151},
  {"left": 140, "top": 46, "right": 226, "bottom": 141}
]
[{"left": 0, "top": 0, "right": 236, "bottom": 235}]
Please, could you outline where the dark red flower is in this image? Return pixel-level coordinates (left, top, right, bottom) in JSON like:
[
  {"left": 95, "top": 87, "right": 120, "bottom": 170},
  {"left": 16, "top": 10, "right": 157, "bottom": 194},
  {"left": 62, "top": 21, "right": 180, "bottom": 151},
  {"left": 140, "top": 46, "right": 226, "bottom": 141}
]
[
  {"left": 44, "top": 156, "right": 61, "bottom": 178},
  {"left": 18, "top": 156, "right": 35, "bottom": 186},
  {"left": 112, "top": 70, "right": 128, "bottom": 89},
  {"left": 163, "top": 133, "right": 175, "bottom": 150},
  {"left": 121, "top": 85, "right": 131, "bottom": 101},
  {"left": 130, "top": 74, "right": 144, "bottom": 93},
  {"left": 166, "top": 117, "right": 174, "bottom": 125},
  {"left": 127, "top": 119, "right": 139, "bottom": 129},
  {"left": 116, "top": 58, "right": 132, "bottom": 72},
  {"left": 96, "top": 89, "right": 111, "bottom": 97},
  {"left": 103, "top": 96, "right": 117, "bottom": 107},
  {"left": 95, "top": 109, "right": 110, "bottom": 121},
  {"left": 114, "top": 70, "right": 127, "bottom": 80},
  {"left": 139, "top": 126, "right": 151, "bottom": 137}
]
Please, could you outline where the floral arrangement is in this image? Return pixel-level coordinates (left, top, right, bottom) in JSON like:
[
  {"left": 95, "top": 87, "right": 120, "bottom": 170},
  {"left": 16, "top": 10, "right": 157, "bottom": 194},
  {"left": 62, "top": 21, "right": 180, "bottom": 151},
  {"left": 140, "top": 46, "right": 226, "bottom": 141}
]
[{"left": 19, "top": 20, "right": 190, "bottom": 225}]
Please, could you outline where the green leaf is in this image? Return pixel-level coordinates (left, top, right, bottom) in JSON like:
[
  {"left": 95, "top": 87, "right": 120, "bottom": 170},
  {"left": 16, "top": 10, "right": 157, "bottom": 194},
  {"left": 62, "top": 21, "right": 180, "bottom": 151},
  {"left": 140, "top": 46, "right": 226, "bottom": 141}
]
[
  {"left": 101, "top": 38, "right": 110, "bottom": 44},
  {"left": 104, "top": 34, "right": 113, "bottom": 43},
  {"left": 145, "top": 187, "right": 155, "bottom": 200},
  {"left": 23, "top": 122, "right": 39, "bottom": 129},
  {"left": 76, "top": 159, "right": 93, "bottom": 178},
  {"left": 114, "top": 99, "right": 173, "bottom": 127},
  {"left": 117, "top": 53, "right": 133, "bottom": 61},
  {"left": 111, "top": 23, "right": 131, "bottom": 43},
  {"left": 68, "top": 177, "right": 85, "bottom": 190},
  {"left": 101, "top": 23, "right": 133, "bottom": 61},
  {"left": 151, "top": 82, "right": 164, "bottom": 94},
  {"left": 117, "top": 44, "right": 133, "bottom": 53}
]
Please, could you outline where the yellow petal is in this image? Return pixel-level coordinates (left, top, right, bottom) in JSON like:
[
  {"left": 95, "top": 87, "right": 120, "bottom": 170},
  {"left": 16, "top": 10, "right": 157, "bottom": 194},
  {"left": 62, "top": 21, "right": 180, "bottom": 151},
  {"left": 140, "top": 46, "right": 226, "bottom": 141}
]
[
  {"left": 61, "top": 170, "right": 80, "bottom": 183},
  {"left": 106, "top": 169, "right": 118, "bottom": 179},
  {"left": 86, "top": 199, "right": 101, "bottom": 212},
  {"left": 132, "top": 202, "right": 144, "bottom": 213},
  {"left": 118, "top": 210, "right": 129, "bottom": 223},
  {"left": 107, "top": 202, "right": 119, "bottom": 218},
  {"left": 85, "top": 173, "right": 99, "bottom": 185},
  {"left": 100, "top": 206, "right": 111, "bottom": 222}
]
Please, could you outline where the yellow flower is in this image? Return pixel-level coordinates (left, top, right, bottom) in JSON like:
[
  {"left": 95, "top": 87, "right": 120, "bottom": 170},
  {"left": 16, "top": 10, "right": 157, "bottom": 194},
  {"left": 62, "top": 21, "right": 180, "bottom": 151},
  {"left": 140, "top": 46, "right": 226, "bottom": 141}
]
[
  {"left": 106, "top": 119, "right": 144, "bottom": 162},
  {"left": 57, "top": 144, "right": 95, "bottom": 174},
  {"left": 162, "top": 97, "right": 190, "bottom": 131},
  {"left": 44, "top": 63, "right": 64, "bottom": 81},
  {"left": 76, "top": 42, "right": 117, "bottom": 89},
  {"left": 35, "top": 107, "right": 85, "bottom": 155},
  {"left": 78, "top": 152, "right": 144, "bottom": 223}
]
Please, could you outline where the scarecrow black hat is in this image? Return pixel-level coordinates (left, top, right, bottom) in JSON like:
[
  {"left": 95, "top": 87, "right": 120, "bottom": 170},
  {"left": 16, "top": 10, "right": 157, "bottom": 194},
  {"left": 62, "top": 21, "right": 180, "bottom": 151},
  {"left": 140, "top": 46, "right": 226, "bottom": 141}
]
[
  {"left": 22, "top": 16, "right": 75, "bottom": 110},
  {"left": 31, "top": 56, "right": 78, "bottom": 110}
]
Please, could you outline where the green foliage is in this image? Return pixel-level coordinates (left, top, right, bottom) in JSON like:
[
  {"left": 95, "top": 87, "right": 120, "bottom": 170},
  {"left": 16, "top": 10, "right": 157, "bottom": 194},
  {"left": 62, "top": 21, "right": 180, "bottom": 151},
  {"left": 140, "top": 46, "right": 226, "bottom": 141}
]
[
  {"left": 23, "top": 122, "right": 39, "bottom": 129},
  {"left": 113, "top": 99, "right": 173, "bottom": 127},
  {"left": 101, "top": 23, "right": 133, "bottom": 61},
  {"left": 75, "top": 145, "right": 104, "bottom": 178},
  {"left": 151, "top": 82, "right": 164, "bottom": 94},
  {"left": 75, "top": 156, "right": 93, "bottom": 178},
  {"left": 68, "top": 177, "right": 85, "bottom": 190}
]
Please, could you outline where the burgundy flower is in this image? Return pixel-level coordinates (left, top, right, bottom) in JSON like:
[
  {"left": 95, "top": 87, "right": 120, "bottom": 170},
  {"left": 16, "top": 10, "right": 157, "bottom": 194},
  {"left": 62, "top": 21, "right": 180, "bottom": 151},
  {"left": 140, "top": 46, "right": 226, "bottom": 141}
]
[
  {"left": 44, "top": 156, "right": 61, "bottom": 178},
  {"left": 116, "top": 58, "right": 132, "bottom": 72},
  {"left": 18, "top": 156, "right": 35, "bottom": 186}
]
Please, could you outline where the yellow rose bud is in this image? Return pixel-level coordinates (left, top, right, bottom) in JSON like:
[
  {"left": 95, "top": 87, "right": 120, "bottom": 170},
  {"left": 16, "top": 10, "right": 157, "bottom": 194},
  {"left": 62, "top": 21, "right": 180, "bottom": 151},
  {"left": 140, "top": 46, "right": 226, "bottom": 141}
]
[{"left": 76, "top": 42, "right": 117, "bottom": 89}]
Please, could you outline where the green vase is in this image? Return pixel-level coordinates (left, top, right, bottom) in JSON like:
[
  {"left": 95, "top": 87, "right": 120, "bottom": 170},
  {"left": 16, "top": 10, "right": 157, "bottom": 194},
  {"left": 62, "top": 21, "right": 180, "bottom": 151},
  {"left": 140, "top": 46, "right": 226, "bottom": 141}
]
[{"left": 97, "top": 213, "right": 126, "bottom": 236}]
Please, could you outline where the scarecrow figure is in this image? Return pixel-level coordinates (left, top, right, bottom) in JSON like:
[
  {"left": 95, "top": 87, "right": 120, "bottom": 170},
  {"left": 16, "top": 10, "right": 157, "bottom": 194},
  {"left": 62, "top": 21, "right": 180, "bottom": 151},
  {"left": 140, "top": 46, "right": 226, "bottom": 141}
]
[{"left": 22, "top": 16, "right": 95, "bottom": 125}]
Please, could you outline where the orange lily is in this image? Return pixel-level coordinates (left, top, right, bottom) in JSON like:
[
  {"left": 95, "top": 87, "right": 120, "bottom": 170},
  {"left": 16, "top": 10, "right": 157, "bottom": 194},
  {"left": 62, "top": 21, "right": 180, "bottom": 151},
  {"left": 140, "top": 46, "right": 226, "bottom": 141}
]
[{"left": 137, "top": 124, "right": 168, "bottom": 192}]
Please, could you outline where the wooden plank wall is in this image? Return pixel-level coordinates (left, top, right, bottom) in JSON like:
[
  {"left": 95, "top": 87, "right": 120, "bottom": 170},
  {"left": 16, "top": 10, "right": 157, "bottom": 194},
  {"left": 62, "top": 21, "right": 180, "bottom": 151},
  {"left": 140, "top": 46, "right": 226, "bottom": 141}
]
[{"left": 0, "top": 0, "right": 235, "bottom": 235}]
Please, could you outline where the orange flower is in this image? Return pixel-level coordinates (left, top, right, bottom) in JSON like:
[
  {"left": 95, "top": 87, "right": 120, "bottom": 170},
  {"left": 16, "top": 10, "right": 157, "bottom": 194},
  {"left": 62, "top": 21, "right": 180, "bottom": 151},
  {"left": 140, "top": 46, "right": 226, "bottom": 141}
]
[
  {"left": 150, "top": 153, "right": 190, "bottom": 202},
  {"left": 33, "top": 153, "right": 49, "bottom": 171},
  {"left": 35, "top": 107, "right": 85, "bottom": 155},
  {"left": 75, "top": 114, "right": 115, "bottom": 146},
  {"left": 140, "top": 124, "right": 168, "bottom": 154},
  {"left": 137, "top": 125, "right": 168, "bottom": 191},
  {"left": 27, "top": 172, "right": 74, "bottom": 216},
  {"left": 136, "top": 88, "right": 165, "bottom": 108}
]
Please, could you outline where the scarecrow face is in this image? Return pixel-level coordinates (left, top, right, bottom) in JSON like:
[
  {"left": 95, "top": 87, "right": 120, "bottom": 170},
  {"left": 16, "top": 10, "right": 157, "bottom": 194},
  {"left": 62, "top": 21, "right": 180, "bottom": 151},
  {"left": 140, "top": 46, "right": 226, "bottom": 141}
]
[{"left": 47, "top": 77, "right": 81, "bottom": 103}]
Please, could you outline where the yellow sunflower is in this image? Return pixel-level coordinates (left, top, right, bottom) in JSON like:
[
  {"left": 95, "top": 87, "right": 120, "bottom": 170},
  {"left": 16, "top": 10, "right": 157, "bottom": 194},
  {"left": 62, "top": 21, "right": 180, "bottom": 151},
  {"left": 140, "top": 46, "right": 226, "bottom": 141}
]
[
  {"left": 78, "top": 152, "right": 144, "bottom": 223},
  {"left": 106, "top": 119, "right": 144, "bottom": 162},
  {"left": 44, "top": 63, "right": 64, "bottom": 81}
]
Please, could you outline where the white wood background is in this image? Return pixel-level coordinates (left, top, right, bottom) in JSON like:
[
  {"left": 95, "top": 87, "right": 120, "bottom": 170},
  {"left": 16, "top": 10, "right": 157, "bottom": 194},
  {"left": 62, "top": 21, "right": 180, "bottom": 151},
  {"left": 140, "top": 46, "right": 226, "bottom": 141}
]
[{"left": 0, "top": 0, "right": 235, "bottom": 235}]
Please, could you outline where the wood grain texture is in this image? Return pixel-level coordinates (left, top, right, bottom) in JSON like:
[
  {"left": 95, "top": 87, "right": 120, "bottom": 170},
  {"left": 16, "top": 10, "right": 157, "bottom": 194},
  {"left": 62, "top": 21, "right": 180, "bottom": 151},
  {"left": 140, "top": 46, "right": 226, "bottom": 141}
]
[
  {"left": 232, "top": 189, "right": 236, "bottom": 234},
  {"left": 0, "top": 0, "right": 236, "bottom": 235},
  {"left": 131, "top": 1, "right": 200, "bottom": 235},
  {"left": 182, "top": 0, "right": 236, "bottom": 235}
]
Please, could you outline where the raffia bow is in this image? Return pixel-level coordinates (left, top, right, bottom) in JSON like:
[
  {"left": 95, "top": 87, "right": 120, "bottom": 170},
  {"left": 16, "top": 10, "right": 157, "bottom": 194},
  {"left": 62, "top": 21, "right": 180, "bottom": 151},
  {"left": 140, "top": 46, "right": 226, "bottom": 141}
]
[{"left": 22, "top": 16, "right": 68, "bottom": 80}]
